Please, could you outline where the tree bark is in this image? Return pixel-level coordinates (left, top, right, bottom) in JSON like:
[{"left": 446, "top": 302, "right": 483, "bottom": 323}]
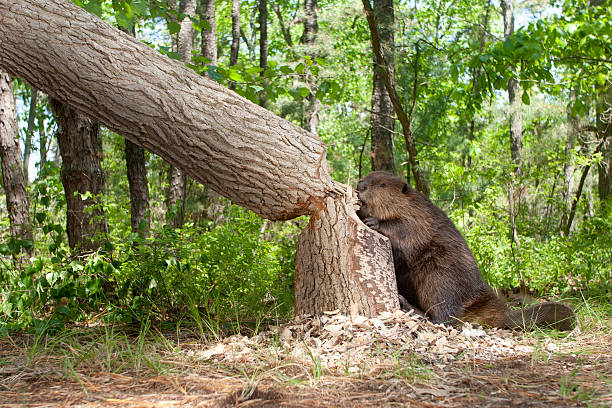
[
  {"left": 50, "top": 99, "right": 108, "bottom": 252},
  {"left": 118, "top": 26, "right": 151, "bottom": 237},
  {"left": 199, "top": 0, "right": 216, "bottom": 64},
  {"left": 22, "top": 88, "right": 38, "bottom": 182},
  {"left": 362, "top": 0, "right": 429, "bottom": 195},
  {"left": 302, "top": 0, "right": 320, "bottom": 136},
  {"left": 259, "top": 0, "right": 268, "bottom": 107},
  {"left": 0, "top": 70, "right": 33, "bottom": 252},
  {"left": 167, "top": 0, "right": 197, "bottom": 228},
  {"left": 229, "top": 0, "right": 240, "bottom": 66},
  {"left": 501, "top": 0, "right": 523, "bottom": 281},
  {"left": 370, "top": 0, "right": 395, "bottom": 173},
  {"left": 559, "top": 95, "right": 579, "bottom": 234},
  {"left": 125, "top": 139, "right": 150, "bottom": 236},
  {"left": 0, "top": 0, "right": 400, "bottom": 316},
  {"left": 596, "top": 88, "right": 612, "bottom": 204},
  {"left": 295, "top": 194, "right": 399, "bottom": 316}
]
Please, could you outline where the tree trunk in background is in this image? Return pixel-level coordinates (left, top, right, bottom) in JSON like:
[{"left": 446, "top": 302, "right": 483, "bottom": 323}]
[
  {"left": 199, "top": 0, "right": 216, "bottom": 64},
  {"left": 167, "top": 0, "right": 197, "bottom": 228},
  {"left": 199, "top": 0, "right": 226, "bottom": 223},
  {"left": 229, "top": 0, "right": 240, "bottom": 90},
  {"left": 259, "top": 0, "right": 268, "bottom": 108},
  {"left": 302, "top": 0, "right": 320, "bottom": 136},
  {"left": 125, "top": 139, "right": 150, "bottom": 236},
  {"left": 596, "top": 88, "right": 612, "bottom": 205},
  {"left": 370, "top": 0, "right": 395, "bottom": 173},
  {"left": 119, "top": 26, "right": 151, "bottom": 237},
  {"left": 362, "top": 0, "right": 428, "bottom": 195},
  {"left": 559, "top": 95, "right": 579, "bottom": 234},
  {"left": 50, "top": 99, "right": 108, "bottom": 252},
  {"left": 22, "top": 88, "right": 38, "bottom": 182},
  {"left": 501, "top": 0, "right": 523, "bottom": 270},
  {"left": 0, "top": 70, "right": 33, "bottom": 254},
  {"left": 0, "top": 0, "right": 400, "bottom": 317},
  {"left": 38, "top": 113, "right": 48, "bottom": 172}
]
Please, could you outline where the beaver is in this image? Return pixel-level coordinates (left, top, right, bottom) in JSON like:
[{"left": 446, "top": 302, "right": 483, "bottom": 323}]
[{"left": 356, "top": 171, "right": 576, "bottom": 331}]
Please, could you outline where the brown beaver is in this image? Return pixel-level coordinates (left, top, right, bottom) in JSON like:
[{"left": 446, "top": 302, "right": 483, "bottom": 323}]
[{"left": 356, "top": 171, "right": 576, "bottom": 331}]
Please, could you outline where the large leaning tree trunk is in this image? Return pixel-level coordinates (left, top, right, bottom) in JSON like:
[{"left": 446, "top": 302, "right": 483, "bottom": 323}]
[
  {"left": 0, "top": 0, "right": 399, "bottom": 317},
  {"left": 0, "top": 70, "right": 33, "bottom": 255}
]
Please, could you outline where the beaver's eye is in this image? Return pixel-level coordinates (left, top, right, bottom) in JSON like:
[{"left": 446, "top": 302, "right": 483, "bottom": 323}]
[{"left": 381, "top": 183, "right": 386, "bottom": 188}]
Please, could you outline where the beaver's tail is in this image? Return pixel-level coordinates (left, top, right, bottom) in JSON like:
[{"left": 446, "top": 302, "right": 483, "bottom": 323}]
[{"left": 502, "top": 301, "right": 576, "bottom": 331}]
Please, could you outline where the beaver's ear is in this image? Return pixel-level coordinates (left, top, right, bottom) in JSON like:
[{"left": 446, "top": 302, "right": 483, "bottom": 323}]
[{"left": 402, "top": 183, "right": 409, "bottom": 194}]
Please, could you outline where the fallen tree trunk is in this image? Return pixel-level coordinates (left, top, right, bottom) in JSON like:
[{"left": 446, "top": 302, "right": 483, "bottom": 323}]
[{"left": 0, "top": 0, "right": 399, "bottom": 316}]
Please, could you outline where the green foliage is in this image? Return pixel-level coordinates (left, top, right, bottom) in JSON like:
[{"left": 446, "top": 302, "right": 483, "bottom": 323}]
[{"left": 0, "top": 202, "right": 296, "bottom": 334}]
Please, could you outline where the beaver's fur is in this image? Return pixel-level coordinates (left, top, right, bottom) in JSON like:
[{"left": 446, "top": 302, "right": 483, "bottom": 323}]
[{"left": 356, "top": 171, "right": 575, "bottom": 331}]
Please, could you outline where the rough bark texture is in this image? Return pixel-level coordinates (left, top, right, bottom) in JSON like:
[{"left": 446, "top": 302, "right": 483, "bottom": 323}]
[
  {"left": 50, "top": 99, "right": 108, "bottom": 252},
  {"left": 125, "top": 139, "right": 150, "bottom": 236},
  {"left": 0, "top": 0, "right": 400, "bottom": 317},
  {"left": 0, "top": 0, "right": 339, "bottom": 220},
  {"left": 295, "top": 193, "right": 400, "bottom": 316},
  {"left": 0, "top": 70, "right": 32, "bottom": 247},
  {"left": 370, "top": 0, "right": 395, "bottom": 173}
]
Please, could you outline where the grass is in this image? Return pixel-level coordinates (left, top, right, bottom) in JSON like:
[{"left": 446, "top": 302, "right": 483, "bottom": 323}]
[{"left": 0, "top": 295, "right": 610, "bottom": 407}]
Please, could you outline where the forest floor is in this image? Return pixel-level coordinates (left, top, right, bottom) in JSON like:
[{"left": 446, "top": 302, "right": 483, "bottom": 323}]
[{"left": 0, "top": 309, "right": 610, "bottom": 408}]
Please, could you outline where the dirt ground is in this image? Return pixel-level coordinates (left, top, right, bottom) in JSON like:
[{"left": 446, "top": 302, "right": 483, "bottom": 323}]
[{"left": 1, "top": 312, "right": 610, "bottom": 407}]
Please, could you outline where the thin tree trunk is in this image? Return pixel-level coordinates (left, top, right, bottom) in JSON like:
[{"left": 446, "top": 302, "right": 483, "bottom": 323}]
[
  {"left": 0, "top": 70, "right": 33, "bottom": 254},
  {"left": 0, "top": 0, "right": 400, "bottom": 316},
  {"left": 259, "top": 0, "right": 268, "bottom": 108},
  {"left": 38, "top": 112, "right": 48, "bottom": 172},
  {"left": 302, "top": 0, "right": 320, "bottom": 136},
  {"left": 229, "top": 0, "right": 240, "bottom": 90},
  {"left": 370, "top": 0, "right": 395, "bottom": 173},
  {"left": 559, "top": 95, "right": 579, "bottom": 234},
  {"left": 199, "top": 0, "right": 216, "bottom": 64},
  {"left": 119, "top": 26, "right": 151, "bottom": 237},
  {"left": 596, "top": 89, "right": 612, "bottom": 205},
  {"left": 167, "top": 0, "right": 197, "bottom": 228},
  {"left": 125, "top": 139, "right": 150, "bottom": 236},
  {"left": 362, "top": 0, "right": 429, "bottom": 195},
  {"left": 501, "top": 0, "right": 523, "bottom": 289},
  {"left": 22, "top": 88, "right": 38, "bottom": 182},
  {"left": 50, "top": 99, "right": 108, "bottom": 252}
]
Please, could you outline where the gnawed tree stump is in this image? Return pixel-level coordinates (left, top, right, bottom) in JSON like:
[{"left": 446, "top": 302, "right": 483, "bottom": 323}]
[
  {"left": 0, "top": 0, "right": 399, "bottom": 317},
  {"left": 295, "top": 191, "right": 400, "bottom": 316}
]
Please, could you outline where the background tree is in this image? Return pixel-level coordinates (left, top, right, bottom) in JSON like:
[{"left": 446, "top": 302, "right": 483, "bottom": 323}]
[
  {"left": 50, "top": 100, "right": 108, "bottom": 252},
  {"left": 167, "top": 0, "right": 197, "bottom": 228},
  {"left": 370, "top": 0, "right": 395, "bottom": 173},
  {"left": 0, "top": 70, "right": 32, "bottom": 255}
]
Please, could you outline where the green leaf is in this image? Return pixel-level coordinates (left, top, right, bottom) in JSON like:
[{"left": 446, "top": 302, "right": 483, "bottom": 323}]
[
  {"left": 295, "top": 63, "right": 306, "bottom": 74},
  {"left": 229, "top": 69, "right": 243, "bottom": 82},
  {"left": 595, "top": 73, "right": 607, "bottom": 86},
  {"left": 298, "top": 87, "right": 310, "bottom": 98},
  {"left": 279, "top": 65, "right": 293, "bottom": 75},
  {"left": 168, "top": 21, "right": 181, "bottom": 35},
  {"left": 83, "top": 0, "right": 103, "bottom": 17},
  {"left": 521, "top": 91, "right": 530, "bottom": 105}
]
